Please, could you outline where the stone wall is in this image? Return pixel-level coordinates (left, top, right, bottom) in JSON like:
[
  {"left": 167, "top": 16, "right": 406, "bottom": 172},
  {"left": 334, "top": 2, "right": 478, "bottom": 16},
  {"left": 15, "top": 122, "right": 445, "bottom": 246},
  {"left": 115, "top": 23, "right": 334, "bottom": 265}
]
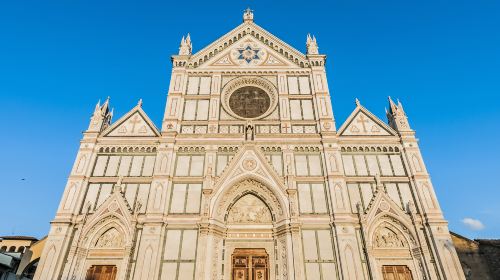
[{"left": 451, "top": 231, "right": 500, "bottom": 280}]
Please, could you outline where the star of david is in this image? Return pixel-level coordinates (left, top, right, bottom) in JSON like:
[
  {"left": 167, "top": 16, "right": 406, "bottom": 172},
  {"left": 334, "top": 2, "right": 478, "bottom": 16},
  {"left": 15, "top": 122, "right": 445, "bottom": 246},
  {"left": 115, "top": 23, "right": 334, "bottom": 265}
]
[{"left": 237, "top": 45, "right": 260, "bottom": 63}]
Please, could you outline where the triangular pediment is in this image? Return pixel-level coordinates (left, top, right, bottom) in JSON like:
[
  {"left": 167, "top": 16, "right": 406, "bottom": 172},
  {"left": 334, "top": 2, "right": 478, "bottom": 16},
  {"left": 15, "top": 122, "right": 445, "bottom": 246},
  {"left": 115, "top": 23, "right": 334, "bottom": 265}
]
[
  {"left": 199, "top": 36, "right": 299, "bottom": 69},
  {"left": 187, "top": 22, "right": 308, "bottom": 69},
  {"left": 80, "top": 187, "right": 135, "bottom": 247},
  {"left": 214, "top": 145, "right": 286, "bottom": 193},
  {"left": 338, "top": 104, "right": 397, "bottom": 136},
  {"left": 363, "top": 186, "right": 411, "bottom": 226},
  {"left": 102, "top": 106, "right": 160, "bottom": 137}
]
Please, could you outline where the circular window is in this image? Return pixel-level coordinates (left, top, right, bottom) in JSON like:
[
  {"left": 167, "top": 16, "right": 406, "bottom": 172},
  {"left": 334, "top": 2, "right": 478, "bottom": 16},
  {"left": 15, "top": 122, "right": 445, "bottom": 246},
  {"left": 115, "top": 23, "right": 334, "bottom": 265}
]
[{"left": 228, "top": 86, "right": 271, "bottom": 119}]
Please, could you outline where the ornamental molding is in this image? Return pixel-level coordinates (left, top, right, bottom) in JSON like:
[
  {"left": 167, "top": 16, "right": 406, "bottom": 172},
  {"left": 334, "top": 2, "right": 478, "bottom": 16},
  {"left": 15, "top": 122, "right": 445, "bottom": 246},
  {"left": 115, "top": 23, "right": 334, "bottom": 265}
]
[
  {"left": 221, "top": 76, "right": 278, "bottom": 120},
  {"left": 215, "top": 179, "right": 284, "bottom": 222},
  {"left": 187, "top": 23, "right": 309, "bottom": 68}
]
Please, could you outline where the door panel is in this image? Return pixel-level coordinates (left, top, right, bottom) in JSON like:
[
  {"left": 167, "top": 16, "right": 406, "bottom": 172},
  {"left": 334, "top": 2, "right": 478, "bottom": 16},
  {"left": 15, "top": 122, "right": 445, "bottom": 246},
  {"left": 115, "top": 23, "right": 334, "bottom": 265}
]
[
  {"left": 382, "top": 265, "right": 413, "bottom": 280},
  {"left": 85, "top": 265, "right": 117, "bottom": 280},
  {"left": 232, "top": 249, "right": 269, "bottom": 280}
]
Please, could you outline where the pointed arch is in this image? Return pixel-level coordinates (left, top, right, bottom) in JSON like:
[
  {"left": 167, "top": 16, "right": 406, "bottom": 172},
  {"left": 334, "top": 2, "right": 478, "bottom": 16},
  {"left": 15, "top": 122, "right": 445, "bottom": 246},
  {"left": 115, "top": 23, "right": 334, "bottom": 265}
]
[
  {"left": 443, "top": 242, "right": 462, "bottom": 279},
  {"left": 76, "top": 155, "right": 86, "bottom": 173},
  {"left": 412, "top": 154, "right": 423, "bottom": 172},
  {"left": 367, "top": 213, "right": 417, "bottom": 250},
  {"left": 422, "top": 183, "right": 436, "bottom": 209},
  {"left": 343, "top": 245, "right": 358, "bottom": 279},
  {"left": 334, "top": 183, "right": 345, "bottom": 210},
  {"left": 138, "top": 246, "right": 154, "bottom": 280},
  {"left": 79, "top": 196, "right": 135, "bottom": 249},
  {"left": 211, "top": 178, "right": 288, "bottom": 222},
  {"left": 94, "top": 227, "right": 124, "bottom": 248},
  {"left": 63, "top": 183, "right": 77, "bottom": 210},
  {"left": 85, "top": 218, "right": 130, "bottom": 249},
  {"left": 38, "top": 245, "right": 56, "bottom": 280},
  {"left": 226, "top": 193, "right": 273, "bottom": 223}
]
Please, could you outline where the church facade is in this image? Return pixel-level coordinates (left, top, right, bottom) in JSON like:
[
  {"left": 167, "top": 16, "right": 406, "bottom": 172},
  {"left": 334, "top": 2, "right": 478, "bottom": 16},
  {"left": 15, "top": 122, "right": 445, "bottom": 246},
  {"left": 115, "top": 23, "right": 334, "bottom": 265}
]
[{"left": 34, "top": 10, "right": 465, "bottom": 280}]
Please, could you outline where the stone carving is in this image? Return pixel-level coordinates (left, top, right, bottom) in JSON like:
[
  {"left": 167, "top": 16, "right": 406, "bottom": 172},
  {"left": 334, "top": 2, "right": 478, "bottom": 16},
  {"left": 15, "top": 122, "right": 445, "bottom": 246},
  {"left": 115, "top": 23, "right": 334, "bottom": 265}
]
[
  {"left": 374, "top": 227, "right": 407, "bottom": 248},
  {"left": 217, "top": 179, "right": 283, "bottom": 221},
  {"left": 95, "top": 228, "right": 123, "bottom": 248},
  {"left": 221, "top": 77, "right": 278, "bottom": 120},
  {"left": 230, "top": 86, "right": 270, "bottom": 119},
  {"left": 242, "top": 158, "right": 257, "bottom": 171},
  {"left": 280, "top": 238, "right": 288, "bottom": 279},
  {"left": 227, "top": 194, "right": 272, "bottom": 223},
  {"left": 245, "top": 125, "right": 255, "bottom": 140},
  {"left": 306, "top": 34, "right": 319, "bottom": 55},
  {"left": 212, "top": 236, "right": 221, "bottom": 280}
]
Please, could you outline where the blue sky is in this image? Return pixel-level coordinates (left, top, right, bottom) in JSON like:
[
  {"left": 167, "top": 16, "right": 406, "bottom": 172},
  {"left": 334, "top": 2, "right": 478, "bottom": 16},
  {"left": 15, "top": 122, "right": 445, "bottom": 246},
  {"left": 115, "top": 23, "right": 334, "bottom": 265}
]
[{"left": 0, "top": 0, "right": 498, "bottom": 239}]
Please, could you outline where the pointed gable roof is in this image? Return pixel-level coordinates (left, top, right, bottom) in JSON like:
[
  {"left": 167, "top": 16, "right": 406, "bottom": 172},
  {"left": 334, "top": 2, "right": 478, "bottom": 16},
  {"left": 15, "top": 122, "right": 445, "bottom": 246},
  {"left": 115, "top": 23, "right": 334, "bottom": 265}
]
[
  {"left": 185, "top": 18, "right": 310, "bottom": 68},
  {"left": 101, "top": 102, "right": 160, "bottom": 137},
  {"left": 213, "top": 144, "right": 287, "bottom": 194},
  {"left": 338, "top": 100, "right": 397, "bottom": 137}
]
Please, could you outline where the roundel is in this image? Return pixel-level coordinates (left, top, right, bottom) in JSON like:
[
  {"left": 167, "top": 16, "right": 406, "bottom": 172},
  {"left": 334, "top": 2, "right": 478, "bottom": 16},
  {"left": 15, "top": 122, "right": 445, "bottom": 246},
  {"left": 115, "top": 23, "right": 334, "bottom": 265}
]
[{"left": 221, "top": 77, "right": 278, "bottom": 120}]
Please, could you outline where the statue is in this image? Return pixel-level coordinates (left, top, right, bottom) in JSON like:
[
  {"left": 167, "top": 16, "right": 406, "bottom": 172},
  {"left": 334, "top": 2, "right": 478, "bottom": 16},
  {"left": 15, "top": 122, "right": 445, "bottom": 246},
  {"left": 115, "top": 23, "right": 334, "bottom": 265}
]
[{"left": 245, "top": 125, "right": 254, "bottom": 141}]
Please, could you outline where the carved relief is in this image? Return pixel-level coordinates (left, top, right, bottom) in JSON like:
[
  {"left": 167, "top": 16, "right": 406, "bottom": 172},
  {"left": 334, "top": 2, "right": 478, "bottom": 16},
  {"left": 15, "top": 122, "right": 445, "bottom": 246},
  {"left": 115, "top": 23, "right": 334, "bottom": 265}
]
[
  {"left": 94, "top": 228, "right": 123, "bottom": 248},
  {"left": 280, "top": 238, "right": 288, "bottom": 280},
  {"left": 216, "top": 179, "right": 283, "bottom": 221},
  {"left": 221, "top": 77, "right": 278, "bottom": 120},
  {"left": 212, "top": 236, "right": 221, "bottom": 280},
  {"left": 374, "top": 227, "right": 407, "bottom": 248},
  {"left": 227, "top": 194, "right": 272, "bottom": 223}
]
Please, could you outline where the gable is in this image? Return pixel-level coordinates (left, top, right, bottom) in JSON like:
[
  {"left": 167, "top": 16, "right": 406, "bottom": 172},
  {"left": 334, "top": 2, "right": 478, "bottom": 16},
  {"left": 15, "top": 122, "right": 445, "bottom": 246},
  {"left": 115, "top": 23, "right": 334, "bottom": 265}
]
[
  {"left": 103, "top": 107, "right": 160, "bottom": 137},
  {"left": 188, "top": 22, "right": 308, "bottom": 69},
  {"left": 338, "top": 105, "right": 397, "bottom": 137},
  {"left": 198, "top": 35, "right": 299, "bottom": 69}
]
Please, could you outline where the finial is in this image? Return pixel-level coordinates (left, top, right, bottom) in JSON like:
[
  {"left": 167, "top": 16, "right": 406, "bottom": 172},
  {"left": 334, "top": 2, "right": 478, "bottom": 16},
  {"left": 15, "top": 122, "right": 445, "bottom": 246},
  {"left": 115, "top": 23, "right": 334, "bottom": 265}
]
[
  {"left": 306, "top": 33, "right": 319, "bottom": 55},
  {"left": 178, "top": 34, "right": 192, "bottom": 55},
  {"left": 243, "top": 7, "right": 254, "bottom": 22},
  {"left": 137, "top": 98, "right": 143, "bottom": 107},
  {"left": 355, "top": 98, "right": 361, "bottom": 106}
]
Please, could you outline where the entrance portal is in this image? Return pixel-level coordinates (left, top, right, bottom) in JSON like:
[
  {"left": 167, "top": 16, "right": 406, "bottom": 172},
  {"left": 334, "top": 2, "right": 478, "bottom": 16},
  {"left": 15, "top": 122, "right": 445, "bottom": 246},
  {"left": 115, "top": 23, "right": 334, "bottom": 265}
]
[
  {"left": 232, "top": 248, "right": 269, "bottom": 280},
  {"left": 382, "top": 265, "right": 413, "bottom": 280},
  {"left": 85, "top": 265, "right": 117, "bottom": 280}
]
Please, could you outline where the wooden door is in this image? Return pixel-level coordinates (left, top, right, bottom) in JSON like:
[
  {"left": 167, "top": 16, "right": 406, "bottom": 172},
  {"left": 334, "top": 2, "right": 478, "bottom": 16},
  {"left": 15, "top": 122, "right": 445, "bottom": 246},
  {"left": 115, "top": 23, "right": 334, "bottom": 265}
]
[
  {"left": 382, "top": 265, "right": 413, "bottom": 280},
  {"left": 232, "top": 249, "right": 269, "bottom": 280},
  {"left": 85, "top": 265, "right": 117, "bottom": 280}
]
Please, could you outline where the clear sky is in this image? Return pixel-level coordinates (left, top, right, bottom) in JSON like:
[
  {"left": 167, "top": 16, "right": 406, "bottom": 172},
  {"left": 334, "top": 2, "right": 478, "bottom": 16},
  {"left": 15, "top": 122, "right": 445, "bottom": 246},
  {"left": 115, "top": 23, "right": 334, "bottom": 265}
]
[{"left": 0, "top": 0, "right": 498, "bottom": 239}]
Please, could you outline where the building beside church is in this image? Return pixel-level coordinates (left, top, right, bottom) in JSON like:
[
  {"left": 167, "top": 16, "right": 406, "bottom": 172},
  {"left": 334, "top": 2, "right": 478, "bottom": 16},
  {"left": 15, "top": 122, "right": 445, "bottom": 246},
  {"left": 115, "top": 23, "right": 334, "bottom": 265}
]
[
  {"left": 450, "top": 232, "right": 500, "bottom": 280},
  {"left": 34, "top": 9, "right": 466, "bottom": 280}
]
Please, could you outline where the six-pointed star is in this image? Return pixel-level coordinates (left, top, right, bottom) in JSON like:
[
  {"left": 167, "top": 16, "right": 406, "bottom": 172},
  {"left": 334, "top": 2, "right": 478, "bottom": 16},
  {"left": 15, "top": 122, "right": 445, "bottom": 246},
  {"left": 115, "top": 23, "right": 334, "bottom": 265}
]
[{"left": 238, "top": 45, "right": 260, "bottom": 63}]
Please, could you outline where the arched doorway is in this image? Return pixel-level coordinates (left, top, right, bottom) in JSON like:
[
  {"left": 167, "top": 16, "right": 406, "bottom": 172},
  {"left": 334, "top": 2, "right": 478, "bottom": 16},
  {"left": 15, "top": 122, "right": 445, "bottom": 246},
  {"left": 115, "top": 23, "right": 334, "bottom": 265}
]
[
  {"left": 211, "top": 179, "right": 290, "bottom": 280},
  {"left": 225, "top": 193, "right": 274, "bottom": 280}
]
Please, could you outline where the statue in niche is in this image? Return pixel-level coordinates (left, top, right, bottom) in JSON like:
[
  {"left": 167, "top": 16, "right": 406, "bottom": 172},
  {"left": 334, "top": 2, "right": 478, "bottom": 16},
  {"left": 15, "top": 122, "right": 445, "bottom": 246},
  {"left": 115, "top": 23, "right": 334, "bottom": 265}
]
[
  {"left": 95, "top": 228, "right": 123, "bottom": 248},
  {"left": 245, "top": 125, "right": 254, "bottom": 141},
  {"left": 374, "top": 227, "right": 406, "bottom": 248}
]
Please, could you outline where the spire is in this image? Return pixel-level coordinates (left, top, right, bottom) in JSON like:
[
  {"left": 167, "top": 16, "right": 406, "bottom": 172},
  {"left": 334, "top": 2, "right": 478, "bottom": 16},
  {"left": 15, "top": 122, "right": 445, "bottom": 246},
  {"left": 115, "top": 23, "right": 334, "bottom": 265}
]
[
  {"left": 87, "top": 97, "right": 113, "bottom": 133},
  {"left": 178, "top": 33, "right": 192, "bottom": 55},
  {"left": 306, "top": 33, "right": 319, "bottom": 55},
  {"left": 243, "top": 7, "right": 254, "bottom": 23},
  {"left": 355, "top": 98, "right": 361, "bottom": 106},
  {"left": 386, "top": 96, "right": 412, "bottom": 132}
]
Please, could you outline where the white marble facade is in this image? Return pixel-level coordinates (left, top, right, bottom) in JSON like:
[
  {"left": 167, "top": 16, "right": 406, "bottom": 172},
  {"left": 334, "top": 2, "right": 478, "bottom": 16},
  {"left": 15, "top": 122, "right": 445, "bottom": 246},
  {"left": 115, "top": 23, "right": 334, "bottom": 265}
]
[{"left": 34, "top": 9, "right": 465, "bottom": 280}]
